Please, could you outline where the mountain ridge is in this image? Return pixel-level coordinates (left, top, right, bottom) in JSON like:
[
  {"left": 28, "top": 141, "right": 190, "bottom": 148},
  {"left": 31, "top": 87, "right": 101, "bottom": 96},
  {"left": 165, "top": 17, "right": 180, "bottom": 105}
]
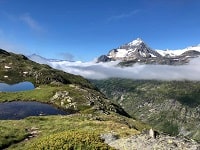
[{"left": 97, "top": 38, "right": 200, "bottom": 65}]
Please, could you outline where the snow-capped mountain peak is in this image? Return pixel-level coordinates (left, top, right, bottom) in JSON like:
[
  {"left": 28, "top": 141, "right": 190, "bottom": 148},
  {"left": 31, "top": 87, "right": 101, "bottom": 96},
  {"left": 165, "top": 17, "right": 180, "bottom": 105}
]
[
  {"left": 97, "top": 38, "right": 162, "bottom": 62},
  {"left": 127, "top": 38, "right": 143, "bottom": 46},
  {"left": 97, "top": 38, "right": 200, "bottom": 65}
]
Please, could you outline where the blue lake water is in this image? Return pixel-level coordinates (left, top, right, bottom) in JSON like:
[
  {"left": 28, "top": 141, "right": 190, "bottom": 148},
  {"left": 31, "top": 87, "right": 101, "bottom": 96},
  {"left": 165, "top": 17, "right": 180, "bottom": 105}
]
[
  {"left": 0, "top": 82, "right": 35, "bottom": 92},
  {"left": 0, "top": 101, "right": 68, "bottom": 120}
]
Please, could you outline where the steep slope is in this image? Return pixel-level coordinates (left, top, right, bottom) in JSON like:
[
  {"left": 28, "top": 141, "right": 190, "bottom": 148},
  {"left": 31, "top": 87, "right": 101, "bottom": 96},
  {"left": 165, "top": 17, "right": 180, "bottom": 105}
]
[
  {"left": 0, "top": 49, "right": 92, "bottom": 88},
  {"left": 91, "top": 78, "right": 200, "bottom": 142}
]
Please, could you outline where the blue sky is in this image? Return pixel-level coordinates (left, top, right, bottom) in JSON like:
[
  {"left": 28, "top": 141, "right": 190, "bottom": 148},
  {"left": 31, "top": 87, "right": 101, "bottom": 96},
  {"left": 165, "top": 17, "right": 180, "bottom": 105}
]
[{"left": 0, "top": 0, "right": 200, "bottom": 61}]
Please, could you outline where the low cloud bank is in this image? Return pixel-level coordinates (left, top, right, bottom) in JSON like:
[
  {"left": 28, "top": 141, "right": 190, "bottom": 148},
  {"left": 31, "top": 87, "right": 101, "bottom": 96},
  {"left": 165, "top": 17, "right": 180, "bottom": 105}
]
[{"left": 45, "top": 57, "right": 200, "bottom": 81}]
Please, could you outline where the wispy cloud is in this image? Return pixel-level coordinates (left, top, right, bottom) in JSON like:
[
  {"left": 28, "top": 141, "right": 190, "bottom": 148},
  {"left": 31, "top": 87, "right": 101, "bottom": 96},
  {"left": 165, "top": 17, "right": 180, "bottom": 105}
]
[
  {"left": 1, "top": 11, "right": 44, "bottom": 33},
  {"left": 20, "top": 13, "right": 43, "bottom": 32},
  {"left": 109, "top": 9, "right": 141, "bottom": 21}
]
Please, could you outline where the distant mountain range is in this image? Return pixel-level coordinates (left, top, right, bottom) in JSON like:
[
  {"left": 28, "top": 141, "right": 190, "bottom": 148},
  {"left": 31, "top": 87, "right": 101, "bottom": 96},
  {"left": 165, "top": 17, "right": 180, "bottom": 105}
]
[
  {"left": 28, "top": 38, "right": 200, "bottom": 67},
  {"left": 27, "top": 39, "right": 200, "bottom": 80},
  {"left": 97, "top": 38, "right": 200, "bottom": 66}
]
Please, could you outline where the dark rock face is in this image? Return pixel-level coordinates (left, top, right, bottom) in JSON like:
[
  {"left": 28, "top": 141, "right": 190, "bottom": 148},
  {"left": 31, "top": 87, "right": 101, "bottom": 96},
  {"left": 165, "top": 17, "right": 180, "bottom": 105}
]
[
  {"left": 97, "top": 55, "right": 112, "bottom": 63},
  {"left": 0, "top": 49, "right": 10, "bottom": 56},
  {"left": 180, "top": 50, "right": 200, "bottom": 57}
]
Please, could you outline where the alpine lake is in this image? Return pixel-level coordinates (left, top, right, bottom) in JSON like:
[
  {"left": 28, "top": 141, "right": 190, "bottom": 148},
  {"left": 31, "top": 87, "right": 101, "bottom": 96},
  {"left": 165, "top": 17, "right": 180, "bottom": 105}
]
[{"left": 0, "top": 82, "right": 68, "bottom": 120}]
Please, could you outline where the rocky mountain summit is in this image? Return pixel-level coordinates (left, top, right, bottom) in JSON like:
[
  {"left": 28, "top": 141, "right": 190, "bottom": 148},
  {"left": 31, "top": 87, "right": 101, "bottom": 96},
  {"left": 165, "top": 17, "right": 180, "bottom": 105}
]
[{"left": 97, "top": 38, "right": 200, "bottom": 66}]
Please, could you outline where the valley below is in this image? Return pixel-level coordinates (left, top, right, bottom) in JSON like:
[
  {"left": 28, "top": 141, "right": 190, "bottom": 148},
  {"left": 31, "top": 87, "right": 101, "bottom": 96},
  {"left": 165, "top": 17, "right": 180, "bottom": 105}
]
[{"left": 91, "top": 79, "right": 200, "bottom": 142}]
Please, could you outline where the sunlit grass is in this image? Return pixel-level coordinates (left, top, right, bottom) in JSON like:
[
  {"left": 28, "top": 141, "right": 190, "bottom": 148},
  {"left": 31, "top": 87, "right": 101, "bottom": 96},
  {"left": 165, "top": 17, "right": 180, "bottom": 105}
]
[{"left": 0, "top": 113, "right": 148, "bottom": 149}]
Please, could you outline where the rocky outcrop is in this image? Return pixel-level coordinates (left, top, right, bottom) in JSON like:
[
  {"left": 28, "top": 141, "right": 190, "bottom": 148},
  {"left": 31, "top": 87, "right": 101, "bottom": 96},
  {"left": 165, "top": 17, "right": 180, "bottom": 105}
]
[
  {"left": 49, "top": 84, "right": 130, "bottom": 117},
  {"left": 51, "top": 91, "right": 77, "bottom": 110},
  {"left": 97, "top": 55, "right": 112, "bottom": 63},
  {"left": 180, "top": 50, "right": 200, "bottom": 58},
  {"left": 102, "top": 131, "right": 200, "bottom": 150}
]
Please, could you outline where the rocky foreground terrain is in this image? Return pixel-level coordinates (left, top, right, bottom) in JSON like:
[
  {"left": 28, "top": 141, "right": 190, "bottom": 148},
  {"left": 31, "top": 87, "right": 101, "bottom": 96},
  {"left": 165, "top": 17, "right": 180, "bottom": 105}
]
[{"left": 101, "top": 131, "right": 200, "bottom": 150}]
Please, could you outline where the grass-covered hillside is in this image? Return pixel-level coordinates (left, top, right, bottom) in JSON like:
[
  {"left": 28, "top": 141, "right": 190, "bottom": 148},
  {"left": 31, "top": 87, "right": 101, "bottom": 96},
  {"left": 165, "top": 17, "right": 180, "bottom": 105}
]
[
  {"left": 0, "top": 49, "right": 92, "bottom": 88},
  {"left": 0, "top": 49, "right": 150, "bottom": 149},
  {"left": 91, "top": 78, "right": 200, "bottom": 141}
]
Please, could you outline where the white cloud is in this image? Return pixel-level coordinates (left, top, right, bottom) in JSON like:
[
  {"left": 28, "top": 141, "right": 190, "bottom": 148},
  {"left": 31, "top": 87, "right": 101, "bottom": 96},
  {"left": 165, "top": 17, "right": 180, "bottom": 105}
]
[
  {"left": 20, "top": 13, "right": 43, "bottom": 32},
  {"left": 40, "top": 57, "right": 200, "bottom": 81},
  {"left": 1, "top": 11, "right": 43, "bottom": 32}
]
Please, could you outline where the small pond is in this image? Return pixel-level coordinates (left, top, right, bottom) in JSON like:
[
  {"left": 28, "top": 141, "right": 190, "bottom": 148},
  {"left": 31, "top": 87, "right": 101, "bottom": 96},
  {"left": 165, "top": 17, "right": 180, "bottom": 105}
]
[
  {"left": 0, "top": 81, "right": 35, "bottom": 92},
  {"left": 0, "top": 101, "right": 68, "bottom": 120}
]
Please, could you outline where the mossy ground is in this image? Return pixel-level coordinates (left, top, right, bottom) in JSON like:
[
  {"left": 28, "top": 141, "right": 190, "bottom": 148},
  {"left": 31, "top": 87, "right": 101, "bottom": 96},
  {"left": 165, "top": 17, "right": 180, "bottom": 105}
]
[{"left": 0, "top": 113, "right": 148, "bottom": 149}]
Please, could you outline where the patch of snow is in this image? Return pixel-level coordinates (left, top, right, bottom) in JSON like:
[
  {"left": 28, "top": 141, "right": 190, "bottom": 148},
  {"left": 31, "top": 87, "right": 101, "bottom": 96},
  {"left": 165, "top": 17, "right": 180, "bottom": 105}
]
[
  {"left": 4, "top": 65, "right": 11, "bottom": 69},
  {"left": 156, "top": 49, "right": 183, "bottom": 56},
  {"left": 156, "top": 45, "right": 200, "bottom": 57},
  {"left": 115, "top": 49, "right": 128, "bottom": 58},
  {"left": 128, "top": 38, "right": 143, "bottom": 46},
  {"left": 139, "top": 51, "right": 146, "bottom": 57},
  {"left": 4, "top": 76, "right": 8, "bottom": 78},
  {"left": 150, "top": 53, "right": 157, "bottom": 57}
]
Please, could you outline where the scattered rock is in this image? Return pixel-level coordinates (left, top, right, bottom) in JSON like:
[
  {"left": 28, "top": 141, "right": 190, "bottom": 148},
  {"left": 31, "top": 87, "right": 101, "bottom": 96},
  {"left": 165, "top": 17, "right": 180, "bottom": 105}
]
[
  {"left": 149, "top": 128, "right": 159, "bottom": 139},
  {"left": 25, "top": 127, "right": 41, "bottom": 141},
  {"left": 100, "top": 133, "right": 119, "bottom": 144},
  {"left": 105, "top": 132, "right": 200, "bottom": 150},
  {"left": 51, "top": 91, "right": 69, "bottom": 100}
]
